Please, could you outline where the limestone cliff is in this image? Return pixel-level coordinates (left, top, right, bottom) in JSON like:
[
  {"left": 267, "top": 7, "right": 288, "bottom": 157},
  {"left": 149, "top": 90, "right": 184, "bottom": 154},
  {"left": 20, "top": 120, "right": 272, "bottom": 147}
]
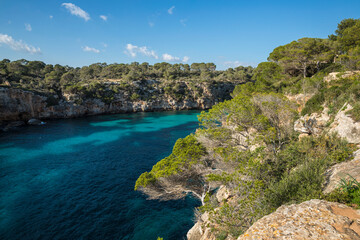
[{"left": 0, "top": 80, "right": 236, "bottom": 123}]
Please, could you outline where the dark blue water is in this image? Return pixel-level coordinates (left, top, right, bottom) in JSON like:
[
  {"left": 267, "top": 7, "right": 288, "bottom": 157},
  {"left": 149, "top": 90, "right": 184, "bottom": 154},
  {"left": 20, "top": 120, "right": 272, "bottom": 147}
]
[{"left": 0, "top": 111, "right": 201, "bottom": 240}]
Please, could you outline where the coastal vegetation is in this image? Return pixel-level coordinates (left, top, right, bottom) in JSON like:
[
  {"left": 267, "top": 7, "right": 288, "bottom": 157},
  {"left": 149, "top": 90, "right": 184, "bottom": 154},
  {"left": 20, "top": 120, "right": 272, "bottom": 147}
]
[
  {"left": 135, "top": 18, "right": 360, "bottom": 239},
  {"left": 0, "top": 59, "right": 253, "bottom": 102}
]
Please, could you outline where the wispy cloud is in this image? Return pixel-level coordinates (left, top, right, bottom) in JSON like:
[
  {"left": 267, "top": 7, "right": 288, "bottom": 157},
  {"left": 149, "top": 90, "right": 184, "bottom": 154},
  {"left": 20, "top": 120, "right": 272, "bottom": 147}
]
[
  {"left": 62, "top": 3, "right": 90, "bottom": 21},
  {"left": 148, "top": 21, "right": 155, "bottom": 27},
  {"left": 180, "top": 19, "right": 187, "bottom": 26},
  {"left": 99, "top": 15, "right": 107, "bottom": 21},
  {"left": 182, "top": 56, "right": 190, "bottom": 63},
  {"left": 168, "top": 6, "right": 175, "bottom": 15},
  {"left": 224, "top": 61, "right": 243, "bottom": 68},
  {"left": 223, "top": 60, "right": 256, "bottom": 68},
  {"left": 25, "top": 23, "right": 32, "bottom": 32},
  {"left": 82, "top": 46, "right": 100, "bottom": 53},
  {"left": 125, "top": 44, "right": 189, "bottom": 62},
  {"left": 0, "top": 33, "right": 41, "bottom": 54},
  {"left": 125, "top": 44, "right": 158, "bottom": 59},
  {"left": 49, "top": 15, "right": 53, "bottom": 19},
  {"left": 162, "top": 53, "right": 189, "bottom": 63}
]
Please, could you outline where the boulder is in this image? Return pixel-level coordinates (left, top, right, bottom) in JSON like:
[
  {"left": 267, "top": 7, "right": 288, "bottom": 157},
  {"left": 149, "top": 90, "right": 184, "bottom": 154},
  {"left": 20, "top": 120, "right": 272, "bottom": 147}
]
[
  {"left": 238, "top": 199, "right": 360, "bottom": 240},
  {"left": 330, "top": 104, "right": 360, "bottom": 144},
  {"left": 294, "top": 107, "right": 330, "bottom": 135},
  {"left": 216, "top": 185, "right": 231, "bottom": 203},
  {"left": 323, "top": 149, "right": 360, "bottom": 194},
  {"left": 27, "top": 118, "right": 46, "bottom": 125}
]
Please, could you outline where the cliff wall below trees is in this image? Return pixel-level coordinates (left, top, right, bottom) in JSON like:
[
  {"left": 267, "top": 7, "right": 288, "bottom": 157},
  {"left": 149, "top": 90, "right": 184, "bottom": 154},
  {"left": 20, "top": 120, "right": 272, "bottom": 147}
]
[{"left": 0, "top": 80, "right": 237, "bottom": 124}]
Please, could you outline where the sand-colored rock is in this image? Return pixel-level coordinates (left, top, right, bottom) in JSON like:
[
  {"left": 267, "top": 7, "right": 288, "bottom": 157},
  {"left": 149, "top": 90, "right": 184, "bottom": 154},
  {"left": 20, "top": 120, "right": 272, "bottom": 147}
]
[
  {"left": 330, "top": 104, "right": 360, "bottom": 144},
  {"left": 216, "top": 185, "right": 231, "bottom": 203},
  {"left": 0, "top": 81, "right": 236, "bottom": 122},
  {"left": 294, "top": 107, "right": 330, "bottom": 135},
  {"left": 324, "top": 71, "right": 360, "bottom": 82},
  {"left": 324, "top": 149, "right": 360, "bottom": 194},
  {"left": 238, "top": 199, "right": 360, "bottom": 240}
]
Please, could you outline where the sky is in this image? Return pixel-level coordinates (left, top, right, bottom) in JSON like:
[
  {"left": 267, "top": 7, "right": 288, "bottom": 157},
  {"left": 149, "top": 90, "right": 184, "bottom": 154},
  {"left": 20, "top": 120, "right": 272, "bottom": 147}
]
[{"left": 0, "top": 0, "right": 360, "bottom": 70}]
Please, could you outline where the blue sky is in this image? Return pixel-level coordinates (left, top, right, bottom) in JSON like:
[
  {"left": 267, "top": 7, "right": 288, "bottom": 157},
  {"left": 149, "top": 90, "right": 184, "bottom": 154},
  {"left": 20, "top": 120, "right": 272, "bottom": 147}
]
[{"left": 0, "top": 0, "right": 360, "bottom": 70}]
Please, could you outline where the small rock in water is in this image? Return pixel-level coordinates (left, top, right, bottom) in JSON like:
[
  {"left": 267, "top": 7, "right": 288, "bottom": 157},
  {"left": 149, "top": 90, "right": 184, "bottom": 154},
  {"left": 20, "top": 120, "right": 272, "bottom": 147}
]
[{"left": 28, "top": 119, "right": 46, "bottom": 125}]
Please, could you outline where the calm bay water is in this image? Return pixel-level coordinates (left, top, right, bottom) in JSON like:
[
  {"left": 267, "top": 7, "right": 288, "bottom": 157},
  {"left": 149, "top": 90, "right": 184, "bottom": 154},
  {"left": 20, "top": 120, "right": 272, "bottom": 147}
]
[{"left": 0, "top": 111, "right": 201, "bottom": 240}]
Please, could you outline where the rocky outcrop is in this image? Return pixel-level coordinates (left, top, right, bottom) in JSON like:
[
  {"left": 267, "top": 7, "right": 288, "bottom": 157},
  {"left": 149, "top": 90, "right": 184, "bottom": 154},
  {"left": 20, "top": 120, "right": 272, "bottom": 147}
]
[
  {"left": 187, "top": 185, "right": 234, "bottom": 240},
  {"left": 324, "top": 149, "right": 360, "bottom": 194},
  {"left": 0, "top": 81, "right": 237, "bottom": 123},
  {"left": 330, "top": 104, "right": 360, "bottom": 144},
  {"left": 324, "top": 71, "right": 360, "bottom": 82},
  {"left": 238, "top": 199, "right": 360, "bottom": 240},
  {"left": 187, "top": 212, "right": 216, "bottom": 240},
  {"left": 294, "top": 103, "right": 360, "bottom": 144},
  {"left": 294, "top": 107, "right": 330, "bottom": 135}
]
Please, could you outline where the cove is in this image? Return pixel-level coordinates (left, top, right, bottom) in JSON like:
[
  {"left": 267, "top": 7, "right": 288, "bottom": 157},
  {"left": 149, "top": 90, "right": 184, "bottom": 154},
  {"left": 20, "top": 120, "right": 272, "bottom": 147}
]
[{"left": 0, "top": 110, "right": 201, "bottom": 240}]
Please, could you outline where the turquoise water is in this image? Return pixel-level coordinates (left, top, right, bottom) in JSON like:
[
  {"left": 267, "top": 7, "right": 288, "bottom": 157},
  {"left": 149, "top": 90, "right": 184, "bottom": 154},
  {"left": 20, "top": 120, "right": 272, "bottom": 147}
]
[{"left": 0, "top": 111, "right": 201, "bottom": 240}]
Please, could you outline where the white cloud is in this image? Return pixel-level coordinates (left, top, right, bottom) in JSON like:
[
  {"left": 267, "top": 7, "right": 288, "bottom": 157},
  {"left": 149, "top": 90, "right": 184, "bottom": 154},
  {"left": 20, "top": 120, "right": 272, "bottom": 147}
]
[
  {"left": 102, "top": 43, "right": 108, "bottom": 48},
  {"left": 180, "top": 19, "right": 187, "bottom": 26},
  {"left": 82, "top": 46, "right": 100, "bottom": 53},
  {"left": 61, "top": 3, "right": 90, "bottom": 21},
  {"left": 100, "top": 15, "right": 107, "bottom": 21},
  {"left": 223, "top": 61, "right": 244, "bottom": 68},
  {"left": 125, "top": 44, "right": 158, "bottom": 59},
  {"left": 182, "top": 56, "right": 190, "bottom": 63},
  {"left": 162, "top": 53, "right": 180, "bottom": 61},
  {"left": 162, "top": 53, "right": 189, "bottom": 63},
  {"left": 0, "top": 33, "right": 41, "bottom": 54},
  {"left": 168, "top": 6, "right": 175, "bottom": 15},
  {"left": 148, "top": 21, "right": 155, "bottom": 27},
  {"left": 223, "top": 61, "right": 256, "bottom": 68},
  {"left": 25, "top": 23, "right": 32, "bottom": 32},
  {"left": 49, "top": 15, "right": 53, "bottom": 19}
]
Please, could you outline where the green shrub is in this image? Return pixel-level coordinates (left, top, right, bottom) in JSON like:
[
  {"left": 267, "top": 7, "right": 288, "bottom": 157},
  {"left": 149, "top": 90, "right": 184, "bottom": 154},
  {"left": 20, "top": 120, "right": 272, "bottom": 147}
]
[
  {"left": 130, "top": 93, "right": 140, "bottom": 101},
  {"left": 301, "top": 91, "right": 325, "bottom": 115},
  {"left": 135, "top": 135, "right": 206, "bottom": 190}
]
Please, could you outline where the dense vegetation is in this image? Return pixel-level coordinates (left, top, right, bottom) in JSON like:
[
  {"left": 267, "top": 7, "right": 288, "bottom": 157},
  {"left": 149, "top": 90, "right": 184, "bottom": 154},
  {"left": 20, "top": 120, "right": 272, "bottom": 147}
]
[
  {"left": 135, "top": 18, "right": 360, "bottom": 239},
  {"left": 0, "top": 59, "right": 253, "bottom": 100},
  {"left": 135, "top": 135, "right": 206, "bottom": 190}
]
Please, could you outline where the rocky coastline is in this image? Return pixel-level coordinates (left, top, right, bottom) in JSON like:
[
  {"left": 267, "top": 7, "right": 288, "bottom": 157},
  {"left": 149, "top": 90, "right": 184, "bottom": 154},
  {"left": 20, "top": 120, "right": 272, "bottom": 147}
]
[{"left": 0, "top": 80, "right": 237, "bottom": 131}]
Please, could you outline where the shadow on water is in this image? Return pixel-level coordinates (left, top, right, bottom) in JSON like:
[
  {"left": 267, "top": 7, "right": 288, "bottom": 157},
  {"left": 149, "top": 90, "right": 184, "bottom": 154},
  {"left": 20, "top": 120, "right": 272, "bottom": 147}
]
[{"left": 0, "top": 111, "right": 202, "bottom": 240}]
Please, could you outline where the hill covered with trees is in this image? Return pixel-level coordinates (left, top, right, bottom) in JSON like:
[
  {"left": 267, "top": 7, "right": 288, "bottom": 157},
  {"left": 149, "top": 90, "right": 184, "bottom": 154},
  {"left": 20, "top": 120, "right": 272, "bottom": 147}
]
[
  {"left": 0, "top": 61, "right": 254, "bottom": 125},
  {"left": 135, "top": 18, "right": 360, "bottom": 239}
]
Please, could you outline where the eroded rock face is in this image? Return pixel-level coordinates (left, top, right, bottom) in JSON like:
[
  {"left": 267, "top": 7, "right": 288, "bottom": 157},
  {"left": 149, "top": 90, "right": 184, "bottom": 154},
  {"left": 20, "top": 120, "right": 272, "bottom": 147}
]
[
  {"left": 187, "top": 212, "right": 216, "bottom": 240},
  {"left": 0, "top": 81, "right": 236, "bottom": 122},
  {"left": 216, "top": 185, "right": 231, "bottom": 203},
  {"left": 324, "top": 71, "right": 360, "bottom": 82},
  {"left": 294, "top": 107, "right": 330, "bottom": 135},
  {"left": 187, "top": 185, "right": 235, "bottom": 240},
  {"left": 238, "top": 199, "right": 360, "bottom": 240},
  {"left": 330, "top": 104, "right": 360, "bottom": 144},
  {"left": 324, "top": 149, "right": 360, "bottom": 194}
]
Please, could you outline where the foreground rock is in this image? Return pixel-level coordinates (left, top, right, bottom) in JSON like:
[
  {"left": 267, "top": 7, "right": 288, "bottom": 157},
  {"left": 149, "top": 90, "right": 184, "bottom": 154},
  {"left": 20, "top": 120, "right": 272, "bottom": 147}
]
[{"left": 238, "top": 199, "right": 360, "bottom": 240}]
